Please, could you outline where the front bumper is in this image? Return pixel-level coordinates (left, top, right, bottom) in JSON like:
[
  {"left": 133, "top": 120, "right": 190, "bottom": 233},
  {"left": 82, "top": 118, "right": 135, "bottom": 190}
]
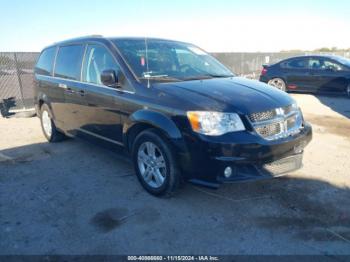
[{"left": 183, "top": 122, "right": 312, "bottom": 187}]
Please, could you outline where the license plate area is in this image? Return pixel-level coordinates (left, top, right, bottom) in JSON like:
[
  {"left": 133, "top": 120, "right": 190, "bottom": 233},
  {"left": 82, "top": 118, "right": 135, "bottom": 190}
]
[{"left": 259, "top": 154, "right": 303, "bottom": 176}]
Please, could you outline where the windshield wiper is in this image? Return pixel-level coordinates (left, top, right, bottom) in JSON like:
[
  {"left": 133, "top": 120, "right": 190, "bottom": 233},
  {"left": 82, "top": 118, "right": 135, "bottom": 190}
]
[
  {"left": 182, "top": 74, "right": 233, "bottom": 81},
  {"left": 139, "top": 75, "right": 182, "bottom": 82},
  {"left": 205, "top": 74, "right": 234, "bottom": 78}
]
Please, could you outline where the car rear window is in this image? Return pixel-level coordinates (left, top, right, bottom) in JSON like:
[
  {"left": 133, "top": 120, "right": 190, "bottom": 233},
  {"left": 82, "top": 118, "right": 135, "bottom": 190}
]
[
  {"left": 54, "top": 45, "right": 85, "bottom": 80},
  {"left": 35, "top": 47, "right": 56, "bottom": 76}
]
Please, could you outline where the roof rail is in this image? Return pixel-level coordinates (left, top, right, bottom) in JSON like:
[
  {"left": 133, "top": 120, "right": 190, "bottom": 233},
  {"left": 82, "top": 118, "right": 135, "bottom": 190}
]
[{"left": 52, "top": 35, "right": 104, "bottom": 44}]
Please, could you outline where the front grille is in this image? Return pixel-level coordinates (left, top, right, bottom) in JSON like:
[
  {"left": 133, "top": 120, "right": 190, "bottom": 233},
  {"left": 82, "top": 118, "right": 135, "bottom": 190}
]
[
  {"left": 249, "top": 104, "right": 303, "bottom": 140},
  {"left": 254, "top": 122, "right": 282, "bottom": 138},
  {"left": 249, "top": 109, "right": 276, "bottom": 122}
]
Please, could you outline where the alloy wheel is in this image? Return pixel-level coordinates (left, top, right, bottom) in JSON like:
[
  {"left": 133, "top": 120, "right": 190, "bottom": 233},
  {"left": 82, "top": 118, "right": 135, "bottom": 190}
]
[
  {"left": 268, "top": 78, "right": 286, "bottom": 91},
  {"left": 137, "top": 141, "right": 167, "bottom": 188}
]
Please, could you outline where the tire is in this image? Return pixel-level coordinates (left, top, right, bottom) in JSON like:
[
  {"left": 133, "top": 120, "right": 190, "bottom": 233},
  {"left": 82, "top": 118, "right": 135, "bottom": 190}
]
[
  {"left": 40, "top": 104, "right": 65, "bottom": 142},
  {"left": 268, "top": 78, "right": 287, "bottom": 91},
  {"left": 131, "top": 129, "right": 180, "bottom": 197}
]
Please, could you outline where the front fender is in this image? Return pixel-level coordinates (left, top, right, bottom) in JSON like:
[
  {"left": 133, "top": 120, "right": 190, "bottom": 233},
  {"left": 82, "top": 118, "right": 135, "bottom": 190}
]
[
  {"left": 124, "top": 109, "right": 189, "bottom": 150},
  {"left": 123, "top": 109, "right": 192, "bottom": 174}
]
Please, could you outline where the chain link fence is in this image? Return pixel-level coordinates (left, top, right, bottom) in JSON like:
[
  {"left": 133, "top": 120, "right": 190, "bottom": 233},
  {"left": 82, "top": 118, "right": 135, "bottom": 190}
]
[
  {"left": 212, "top": 51, "right": 350, "bottom": 79},
  {"left": 0, "top": 52, "right": 39, "bottom": 116},
  {"left": 1, "top": 51, "right": 350, "bottom": 117}
]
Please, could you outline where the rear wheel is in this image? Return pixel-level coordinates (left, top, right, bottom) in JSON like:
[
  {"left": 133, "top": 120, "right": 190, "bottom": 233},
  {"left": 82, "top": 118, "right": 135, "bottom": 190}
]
[
  {"left": 40, "top": 104, "right": 65, "bottom": 142},
  {"left": 132, "top": 129, "right": 180, "bottom": 197},
  {"left": 268, "top": 78, "right": 286, "bottom": 91}
]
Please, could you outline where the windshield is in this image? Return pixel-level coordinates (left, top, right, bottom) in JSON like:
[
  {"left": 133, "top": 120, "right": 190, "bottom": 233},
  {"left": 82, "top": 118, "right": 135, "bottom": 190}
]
[
  {"left": 113, "top": 38, "right": 234, "bottom": 82},
  {"left": 331, "top": 56, "right": 350, "bottom": 68}
]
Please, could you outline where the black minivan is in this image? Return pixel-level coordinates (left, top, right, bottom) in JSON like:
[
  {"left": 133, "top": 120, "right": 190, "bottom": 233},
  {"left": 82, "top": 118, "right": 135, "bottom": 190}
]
[{"left": 34, "top": 36, "right": 312, "bottom": 196}]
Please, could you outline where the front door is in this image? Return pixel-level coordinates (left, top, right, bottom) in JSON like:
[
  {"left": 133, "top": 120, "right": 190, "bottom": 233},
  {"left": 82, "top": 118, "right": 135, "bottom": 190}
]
[
  {"left": 79, "top": 44, "right": 124, "bottom": 143},
  {"left": 316, "top": 59, "right": 348, "bottom": 94}
]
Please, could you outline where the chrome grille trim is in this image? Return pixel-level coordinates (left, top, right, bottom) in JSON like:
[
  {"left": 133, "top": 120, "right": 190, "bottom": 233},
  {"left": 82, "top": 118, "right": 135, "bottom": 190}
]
[
  {"left": 255, "top": 122, "right": 283, "bottom": 138},
  {"left": 249, "top": 104, "right": 303, "bottom": 140},
  {"left": 249, "top": 109, "right": 276, "bottom": 122}
]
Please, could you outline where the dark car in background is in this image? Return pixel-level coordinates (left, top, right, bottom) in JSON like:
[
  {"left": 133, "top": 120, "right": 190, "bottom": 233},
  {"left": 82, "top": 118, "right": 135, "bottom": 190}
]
[
  {"left": 259, "top": 55, "right": 350, "bottom": 97},
  {"left": 34, "top": 36, "right": 312, "bottom": 197}
]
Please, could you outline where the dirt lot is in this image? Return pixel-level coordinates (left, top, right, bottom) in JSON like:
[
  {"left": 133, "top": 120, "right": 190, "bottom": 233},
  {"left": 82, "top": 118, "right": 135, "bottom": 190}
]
[{"left": 0, "top": 94, "right": 350, "bottom": 255}]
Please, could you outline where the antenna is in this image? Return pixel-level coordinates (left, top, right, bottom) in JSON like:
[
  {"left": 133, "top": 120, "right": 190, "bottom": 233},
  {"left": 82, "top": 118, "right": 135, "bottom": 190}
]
[{"left": 144, "top": 37, "right": 150, "bottom": 88}]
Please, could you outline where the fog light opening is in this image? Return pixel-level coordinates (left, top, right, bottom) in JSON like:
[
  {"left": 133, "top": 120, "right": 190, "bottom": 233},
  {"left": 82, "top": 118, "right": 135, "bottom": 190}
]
[{"left": 224, "top": 166, "right": 233, "bottom": 178}]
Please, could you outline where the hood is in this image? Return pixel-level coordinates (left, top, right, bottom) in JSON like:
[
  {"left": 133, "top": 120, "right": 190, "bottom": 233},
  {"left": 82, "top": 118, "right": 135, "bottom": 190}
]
[{"left": 153, "top": 77, "right": 294, "bottom": 115}]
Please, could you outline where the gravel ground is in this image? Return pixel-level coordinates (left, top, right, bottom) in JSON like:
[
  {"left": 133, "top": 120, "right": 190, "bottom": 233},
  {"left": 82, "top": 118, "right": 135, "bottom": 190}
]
[{"left": 0, "top": 94, "right": 350, "bottom": 255}]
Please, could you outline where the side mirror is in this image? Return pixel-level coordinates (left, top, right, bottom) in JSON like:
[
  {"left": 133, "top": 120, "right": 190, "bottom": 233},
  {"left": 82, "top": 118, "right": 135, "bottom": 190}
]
[{"left": 101, "top": 69, "right": 121, "bottom": 88}]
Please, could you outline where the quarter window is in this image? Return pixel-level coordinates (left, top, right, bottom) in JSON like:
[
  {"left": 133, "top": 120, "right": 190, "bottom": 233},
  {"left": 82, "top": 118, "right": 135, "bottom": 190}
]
[
  {"left": 82, "top": 45, "right": 119, "bottom": 85},
  {"left": 35, "top": 47, "right": 56, "bottom": 76},
  {"left": 54, "top": 45, "right": 84, "bottom": 80}
]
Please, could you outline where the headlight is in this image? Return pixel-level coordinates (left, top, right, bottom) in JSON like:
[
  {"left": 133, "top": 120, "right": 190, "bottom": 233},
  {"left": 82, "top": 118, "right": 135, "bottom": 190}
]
[
  {"left": 187, "top": 111, "right": 245, "bottom": 136},
  {"left": 291, "top": 102, "right": 299, "bottom": 110}
]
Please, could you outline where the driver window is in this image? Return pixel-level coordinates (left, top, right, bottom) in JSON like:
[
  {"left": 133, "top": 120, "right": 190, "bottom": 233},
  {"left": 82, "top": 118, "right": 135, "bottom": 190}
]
[
  {"left": 82, "top": 44, "right": 120, "bottom": 85},
  {"left": 323, "top": 60, "right": 343, "bottom": 71}
]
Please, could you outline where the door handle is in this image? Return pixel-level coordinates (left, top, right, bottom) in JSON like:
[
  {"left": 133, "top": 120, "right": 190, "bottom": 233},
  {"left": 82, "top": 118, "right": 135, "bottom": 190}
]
[
  {"left": 78, "top": 90, "right": 85, "bottom": 96},
  {"left": 65, "top": 87, "right": 76, "bottom": 94}
]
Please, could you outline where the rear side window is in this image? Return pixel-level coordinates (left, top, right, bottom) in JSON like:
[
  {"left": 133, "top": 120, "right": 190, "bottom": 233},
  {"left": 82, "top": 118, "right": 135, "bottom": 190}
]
[
  {"left": 35, "top": 47, "right": 56, "bottom": 76},
  {"left": 308, "top": 58, "right": 322, "bottom": 69},
  {"left": 281, "top": 59, "right": 307, "bottom": 69},
  {"left": 54, "top": 45, "right": 84, "bottom": 80}
]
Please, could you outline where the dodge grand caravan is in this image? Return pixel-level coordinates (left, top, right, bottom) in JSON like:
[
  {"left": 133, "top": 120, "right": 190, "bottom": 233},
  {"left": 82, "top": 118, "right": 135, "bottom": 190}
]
[{"left": 34, "top": 36, "right": 312, "bottom": 196}]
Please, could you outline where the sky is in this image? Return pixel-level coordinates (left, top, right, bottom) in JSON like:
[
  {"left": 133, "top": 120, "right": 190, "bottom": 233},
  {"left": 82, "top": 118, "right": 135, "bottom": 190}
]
[{"left": 1, "top": 0, "right": 350, "bottom": 52}]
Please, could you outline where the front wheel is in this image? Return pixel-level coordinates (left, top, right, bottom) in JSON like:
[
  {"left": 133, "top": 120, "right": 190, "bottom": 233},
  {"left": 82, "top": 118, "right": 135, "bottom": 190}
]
[
  {"left": 132, "top": 129, "right": 180, "bottom": 197},
  {"left": 268, "top": 78, "right": 287, "bottom": 91}
]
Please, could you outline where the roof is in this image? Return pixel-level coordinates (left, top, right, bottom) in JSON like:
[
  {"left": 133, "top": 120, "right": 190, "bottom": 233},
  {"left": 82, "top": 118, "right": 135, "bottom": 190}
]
[
  {"left": 42, "top": 35, "right": 190, "bottom": 51},
  {"left": 108, "top": 36, "right": 187, "bottom": 43},
  {"left": 281, "top": 54, "right": 345, "bottom": 60}
]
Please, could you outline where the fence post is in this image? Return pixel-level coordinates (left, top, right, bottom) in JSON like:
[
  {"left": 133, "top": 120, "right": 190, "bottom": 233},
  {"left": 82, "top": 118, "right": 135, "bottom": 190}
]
[{"left": 13, "top": 52, "right": 26, "bottom": 110}]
